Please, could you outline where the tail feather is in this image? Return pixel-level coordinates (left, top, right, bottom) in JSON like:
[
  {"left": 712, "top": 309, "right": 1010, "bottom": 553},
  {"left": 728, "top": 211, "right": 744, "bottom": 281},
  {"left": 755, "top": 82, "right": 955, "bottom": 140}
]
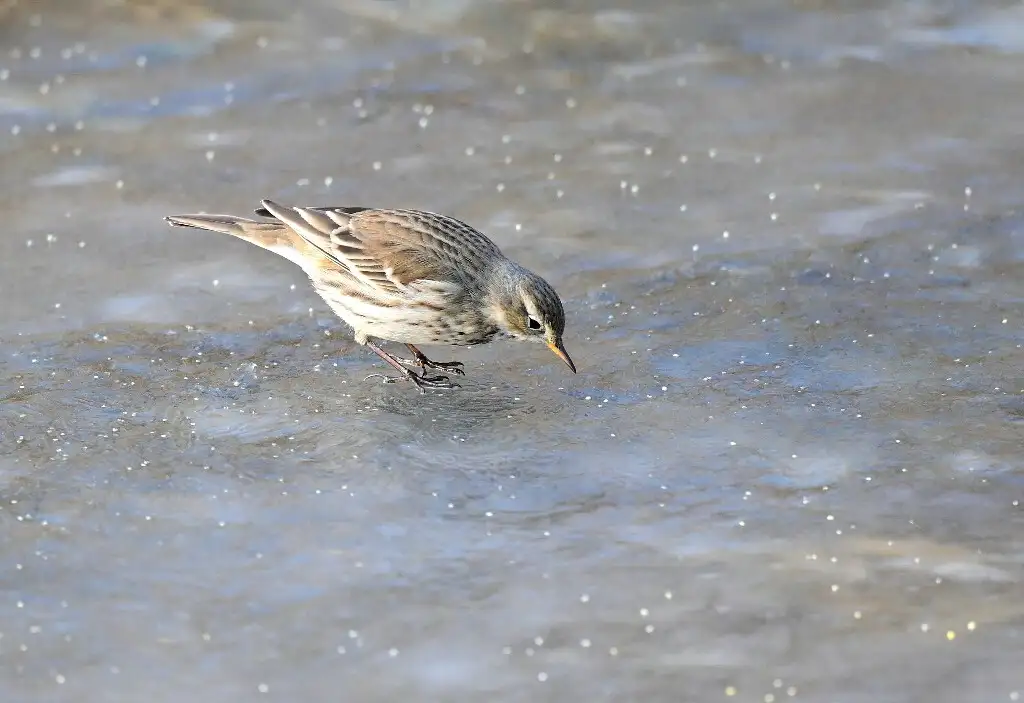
[
  {"left": 164, "top": 212, "right": 316, "bottom": 270},
  {"left": 165, "top": 213, "right": 271, "bottom": 237}
]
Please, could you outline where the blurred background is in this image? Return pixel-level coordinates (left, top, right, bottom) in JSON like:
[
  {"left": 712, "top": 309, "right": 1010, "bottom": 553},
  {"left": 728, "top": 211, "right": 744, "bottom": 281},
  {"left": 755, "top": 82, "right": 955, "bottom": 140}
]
[{"left": 2, "top": 0, "right": 1024, "bottom": 701}]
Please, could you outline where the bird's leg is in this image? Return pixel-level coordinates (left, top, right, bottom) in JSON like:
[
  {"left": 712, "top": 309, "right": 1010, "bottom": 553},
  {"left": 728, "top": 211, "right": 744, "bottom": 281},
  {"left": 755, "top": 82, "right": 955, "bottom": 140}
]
[
  {"left": 363, "top": 341, "right": 459, "bottom": 391},
  {"left": 394, "top": 344, "right": 466, "bottom": 376}
]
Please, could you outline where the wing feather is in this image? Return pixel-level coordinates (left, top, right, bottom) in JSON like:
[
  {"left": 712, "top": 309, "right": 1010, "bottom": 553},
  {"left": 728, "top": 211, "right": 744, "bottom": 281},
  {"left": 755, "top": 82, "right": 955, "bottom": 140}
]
[
  {"left": 258, "top": 199, "right": 399, "bottom": 293},
  {"left": 256, "top": 200, "right": 502, "bottom": 299}
]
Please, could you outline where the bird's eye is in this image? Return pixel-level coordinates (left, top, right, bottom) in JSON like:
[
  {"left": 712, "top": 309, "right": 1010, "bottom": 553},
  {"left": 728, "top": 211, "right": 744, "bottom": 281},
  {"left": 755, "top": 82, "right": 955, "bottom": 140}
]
[{"left": 527, "top": 317, "right": 542, "bottom": 331}]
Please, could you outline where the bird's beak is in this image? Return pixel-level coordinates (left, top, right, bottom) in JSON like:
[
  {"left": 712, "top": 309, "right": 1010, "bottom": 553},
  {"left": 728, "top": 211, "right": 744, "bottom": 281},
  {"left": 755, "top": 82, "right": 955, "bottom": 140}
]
[{"left": 547, "top": 339, "right": 577, "bottom": 374}]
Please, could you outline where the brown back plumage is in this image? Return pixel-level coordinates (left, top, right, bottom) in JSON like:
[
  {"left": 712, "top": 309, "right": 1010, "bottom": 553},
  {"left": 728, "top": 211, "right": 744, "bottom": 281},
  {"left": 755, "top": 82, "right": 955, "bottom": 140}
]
[{"left": 254, "top": 201, "right": 504, "bottom": 297}]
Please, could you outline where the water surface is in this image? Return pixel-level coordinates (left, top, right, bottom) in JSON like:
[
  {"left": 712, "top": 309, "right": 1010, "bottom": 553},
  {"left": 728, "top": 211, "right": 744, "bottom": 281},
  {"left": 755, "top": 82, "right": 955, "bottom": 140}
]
[{"left": 2, "top": 0, "right": 1024, "bottom": 701}]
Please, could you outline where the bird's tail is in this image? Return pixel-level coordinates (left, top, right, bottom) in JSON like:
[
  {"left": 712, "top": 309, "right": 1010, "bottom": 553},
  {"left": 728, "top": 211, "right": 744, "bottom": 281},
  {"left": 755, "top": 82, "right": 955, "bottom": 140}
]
[
  {"left": 165, "top": 213, "right": 281, "bottom": 238},
  {"left": 164, "top": 212, "right": 315, "bottom": 268}
]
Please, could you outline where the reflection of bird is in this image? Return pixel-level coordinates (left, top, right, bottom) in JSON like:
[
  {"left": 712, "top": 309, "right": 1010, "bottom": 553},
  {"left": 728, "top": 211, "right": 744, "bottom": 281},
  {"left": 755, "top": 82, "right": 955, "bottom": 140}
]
[{"left": 165, "top": 200, "right": 575, "bottom": 390}]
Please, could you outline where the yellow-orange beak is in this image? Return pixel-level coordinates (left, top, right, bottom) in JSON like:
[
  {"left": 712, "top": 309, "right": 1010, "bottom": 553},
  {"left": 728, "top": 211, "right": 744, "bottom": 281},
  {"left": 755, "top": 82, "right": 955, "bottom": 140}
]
[{"left": 547, "top": 340, "right": 577, "bottom": 374}]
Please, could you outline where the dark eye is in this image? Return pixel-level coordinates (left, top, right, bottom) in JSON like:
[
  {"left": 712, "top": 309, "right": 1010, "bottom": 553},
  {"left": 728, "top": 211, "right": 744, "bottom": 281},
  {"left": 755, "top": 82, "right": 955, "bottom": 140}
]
[{"left": 527, "top": 317, "right": 542, "bottom": 330}]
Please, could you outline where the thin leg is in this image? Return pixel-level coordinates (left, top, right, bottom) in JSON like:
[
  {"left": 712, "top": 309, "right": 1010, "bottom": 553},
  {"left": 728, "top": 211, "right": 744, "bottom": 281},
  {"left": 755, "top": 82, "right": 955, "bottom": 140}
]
[
  {"left": 364, "top": 341, "right": 460, "bottom": 391},
  {"left": 396, "top": 344, "right": 466, "bottom": 376}
]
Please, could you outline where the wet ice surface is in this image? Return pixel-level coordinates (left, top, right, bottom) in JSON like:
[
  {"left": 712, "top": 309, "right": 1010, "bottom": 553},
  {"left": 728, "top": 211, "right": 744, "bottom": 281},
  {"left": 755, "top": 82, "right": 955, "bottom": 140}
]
[{"left": 2, "top": 0, "right": 1024, "bottom": 700}]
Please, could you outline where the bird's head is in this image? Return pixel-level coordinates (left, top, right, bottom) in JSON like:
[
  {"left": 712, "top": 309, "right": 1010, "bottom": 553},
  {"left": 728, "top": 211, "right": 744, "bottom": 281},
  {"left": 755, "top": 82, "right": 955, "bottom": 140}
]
[{"left": 485, "top": 262, "right": 576, "bottom": 373}]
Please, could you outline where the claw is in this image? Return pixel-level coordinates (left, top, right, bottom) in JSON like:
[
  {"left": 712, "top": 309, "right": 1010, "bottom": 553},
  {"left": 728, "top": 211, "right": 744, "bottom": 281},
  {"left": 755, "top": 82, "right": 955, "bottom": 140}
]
[
  {"left": 410, "top": 372, "right": 460, "bottom": 390},
  {"left": 426, "top": 360, "right": 466, "bottom": 376},
  {"left": 401, "top": 344, "right": 467, "bottom": 377},
  {"left": 395, "top": 356, "right": 466, "bottom": 376}
]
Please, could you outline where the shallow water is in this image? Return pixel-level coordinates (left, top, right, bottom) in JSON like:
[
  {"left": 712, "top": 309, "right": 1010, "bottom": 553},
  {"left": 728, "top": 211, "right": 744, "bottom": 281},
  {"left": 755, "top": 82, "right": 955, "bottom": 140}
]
[{"left": 2, "top": 0, "right": 1024, "bottom": 700}]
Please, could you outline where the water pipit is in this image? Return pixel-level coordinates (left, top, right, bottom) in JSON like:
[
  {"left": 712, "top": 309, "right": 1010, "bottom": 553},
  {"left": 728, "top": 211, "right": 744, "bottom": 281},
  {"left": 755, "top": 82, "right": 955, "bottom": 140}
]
[{"left": 165, "top": 200, "right": 575, "bottom": 390}]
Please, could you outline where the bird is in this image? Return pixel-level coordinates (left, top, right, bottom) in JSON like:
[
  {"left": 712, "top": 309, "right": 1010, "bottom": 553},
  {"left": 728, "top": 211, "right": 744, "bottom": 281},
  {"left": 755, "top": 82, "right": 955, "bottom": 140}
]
[{"left": 164, "top": 199, "right": 575, "bottom": 391}]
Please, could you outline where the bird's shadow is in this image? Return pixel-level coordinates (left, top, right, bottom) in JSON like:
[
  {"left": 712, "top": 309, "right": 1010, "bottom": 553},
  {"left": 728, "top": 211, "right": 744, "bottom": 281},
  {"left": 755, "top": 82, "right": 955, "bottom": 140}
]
[
  {"left": 359, "top": 376, "right": 530, "bottom": 432},
  {"left": 172, "top": 323, "right": 574, "bottom": 437}
]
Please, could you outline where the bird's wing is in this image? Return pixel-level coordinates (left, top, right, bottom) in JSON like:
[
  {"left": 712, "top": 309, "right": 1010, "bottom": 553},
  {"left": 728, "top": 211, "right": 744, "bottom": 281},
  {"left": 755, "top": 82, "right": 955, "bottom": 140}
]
[{"left": 256, "top": 200, "right": 502, "bottom": 297}]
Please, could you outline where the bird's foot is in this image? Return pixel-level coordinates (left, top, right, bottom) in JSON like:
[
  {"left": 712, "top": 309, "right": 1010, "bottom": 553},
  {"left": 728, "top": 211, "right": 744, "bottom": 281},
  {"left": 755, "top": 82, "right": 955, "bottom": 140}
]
[
  {"left": 423, "top": 359, "right": 466, "bottom": 376},
  {"left": 412, "top": 372, "right": 460, "bottom": 389},
  {"left": 395, "top": 356, "right": 466, "bottom": 376},
  {"left": 364, "top": 369, "right": 460, "bottom": 392}
]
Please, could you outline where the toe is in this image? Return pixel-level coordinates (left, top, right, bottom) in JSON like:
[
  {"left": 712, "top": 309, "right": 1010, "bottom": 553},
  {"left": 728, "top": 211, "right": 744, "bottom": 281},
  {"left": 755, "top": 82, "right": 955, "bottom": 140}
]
[
  {"left": 413, "top": 374, "right": 460, "bottom": 389},
  {"left": 435, "top": 361, "right": 465, "bottom": 375}
]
